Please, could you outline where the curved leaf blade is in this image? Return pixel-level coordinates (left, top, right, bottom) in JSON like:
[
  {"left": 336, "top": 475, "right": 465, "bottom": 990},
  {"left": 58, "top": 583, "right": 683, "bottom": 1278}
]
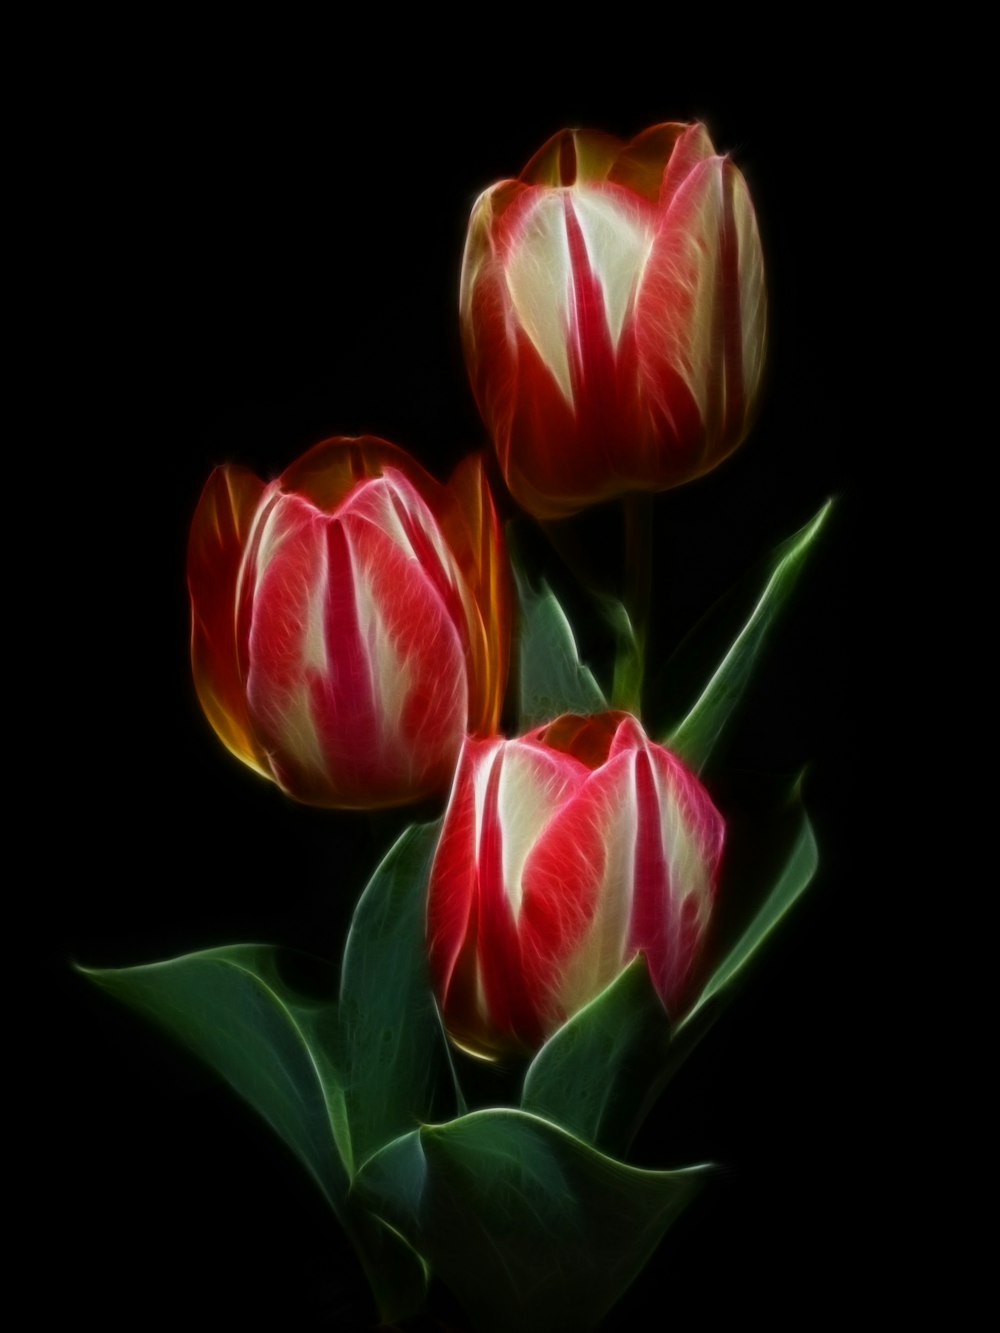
[
  {"left": 594, "top": 592, "right": 643, "bottom": 714},
  {"left": 81, "top": 944, "right": 349, "bottom": 1210},
  {"left": 339, "top": 820, "right": 458, "bottom": 1169},
  {"left": 684, "top": 805, "right": 819, "bottom": 1028},
  {"left": 355, "top": 1108, "right": 707, "bottom": 1333},
  {"left": 513, "top": 560, "right": 606, "bottom": 727},
  {"left": 667, "top": 500, "right": 833, "bottom": 773},
  {"left": 521, "top": 956, "right": 670, "bottom": 1156},
  {"left": 83, "top": 941, "right": 432, "bottom": 1324}
]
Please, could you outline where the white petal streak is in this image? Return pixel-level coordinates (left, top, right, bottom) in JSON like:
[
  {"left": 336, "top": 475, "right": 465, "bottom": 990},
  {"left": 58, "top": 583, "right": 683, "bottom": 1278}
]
[
  {"left": 665, "top": 161, "right": 724, "bottom": 419},
  {"left": 650, "top": 756, "right": 713, "bottom": 932},
  {"left": 274, "top": 678, "right": 327, "bottom": 776},
  {"left": 241, "top": 489, "right": 291, "bottom": 600},
  {"left": 497, "top": 743, "right": 579, "bottom": 918},
  {"left": 552, "top": 757, "right": 637, "bottom": 1019},
  {"left": 301, "top": 526, "right": 329, "bottom": 674},
  {"left": 350, "top": 534, "right": 411, "bottom": 749},
  {"left": 572, "top": 188, "right": 652, "bottom": 350},
  {"left": 506, "top": 194, "right": 574, "bottom": 403}
]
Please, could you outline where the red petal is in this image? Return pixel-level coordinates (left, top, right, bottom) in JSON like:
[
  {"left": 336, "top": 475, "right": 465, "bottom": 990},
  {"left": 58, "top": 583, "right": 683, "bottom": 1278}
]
[
  {"left": 532, "top": 712, "right": 625, "bottom": 770},
  {"left": 440, "top": 453, "right": 511, "bottom": 737},
  {"left": 519, "top": 748, "right": 635, "bottom": 1033},
  {"left": 520, "top": 128, "right": 623, "bottom": 187},
  {"left": 607, "top": 123, "right": 693, "bottom": 203},
  {"left": 279, "top": 434, "right": 446, "bottom": 517},
  {"left": 477, "top": 739, "right": 587, "bottom": 1047},
  {"left": 187, "top": 464, "right": 269, "bottom": 774},
  {"left": 427, "top": 737, "right": 501, "bottom": 1025},
  {"left": 627, "top": 738, "right": 724, "bottom": 1015}
]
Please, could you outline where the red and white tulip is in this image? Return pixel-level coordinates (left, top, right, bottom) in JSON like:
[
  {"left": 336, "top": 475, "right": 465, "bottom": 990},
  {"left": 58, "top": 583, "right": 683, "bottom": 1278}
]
[
  {"left": 427, "top": 712, "right": 724, "bottom": 1057},
  {"left": 460, "top": 122, "right": 767, "bottom": 518},
  {"left": 187, "top": 436, "right": 510, "bottom": 808}
]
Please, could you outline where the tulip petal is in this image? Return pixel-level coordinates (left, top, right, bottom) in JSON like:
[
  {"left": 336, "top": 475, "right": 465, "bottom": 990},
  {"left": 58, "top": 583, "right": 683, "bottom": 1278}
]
[
  {"left": 730, "top": 160, "right": 768, "bottom": 437},
  {"left": 243, "top": 492, "right": 349, "bottom": 798},
  {"left": 278, "top": 434, "right": 441, "bottom": 516},
  {"left": 656, "top": 121, "right": 717, "bottom": 208},
  {"left": 426, "top": 738, "right": 499, "bottom": 1040},
  {"left": 519, "top": 127, "right": 623, "bottom": 187},
  {"left": 504, "top": 191, "right": 575, "bottom": 403},
  {"left": 569, "top": 185, "right": 653, "bottom": 352},
  {"left": 519, "top": 748, "right": 637, "bottom": 1031},
  {"left": 627, "top": 738, "right": 724, "bottom": 1014},
  {"left": 187, "top": 464, "right": 270, "bottom": 774},
  {"left": 440, "top": 453, "right": 511, "bottom": 737},
  {"left": 607, "top": 122, "right": 693, "bottom": 202},
  {"left": 477, "top": 740, "right": 589, "bottom": 1048}
]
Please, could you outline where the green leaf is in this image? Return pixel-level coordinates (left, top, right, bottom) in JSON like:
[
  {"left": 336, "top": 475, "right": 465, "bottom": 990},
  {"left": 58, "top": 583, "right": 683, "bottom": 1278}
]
[
  {"left": 521, "top": 956, "right": 671, "bottom": 1156},
  {"left": 81, "top": 944, "right": 350, "bottom": 1210},
  {"left": 346, "top": 1206, "right": 430, "bottom": 1325},
  {"left": 597, "top": 593, "right": 644, "bottom": 714},
  {"left": 355, "top": 1109, "right": 707, "bottom": 1333},
  {"left": 667, "top": 500, "right": 833, "bottom": 773},
  {"left": 339, "top": 820, "right": 459, "bottom": 1169},
  {"left": 513, "top": 559, "right": 606, "bottom": 728},
  {"left": 684, "top": 800, "right": 819, "bottom": 1029},
  {"left": 636, "top": 786, "right": 820, "bottom": 1098},
  {"left": 80, "top": 927, "right": 437, "bottom": 1322}
]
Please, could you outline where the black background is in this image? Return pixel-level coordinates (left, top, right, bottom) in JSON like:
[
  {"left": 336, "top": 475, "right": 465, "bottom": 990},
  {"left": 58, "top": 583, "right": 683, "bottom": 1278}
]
[{"left": 53, "top": 50, "right": 852, "bottom": 1330}]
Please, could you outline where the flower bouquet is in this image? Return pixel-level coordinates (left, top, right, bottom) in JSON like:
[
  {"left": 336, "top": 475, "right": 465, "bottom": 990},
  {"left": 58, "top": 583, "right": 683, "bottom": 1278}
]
[{"left": 72, "top": 108, "right": 841, "bottom": 1330}]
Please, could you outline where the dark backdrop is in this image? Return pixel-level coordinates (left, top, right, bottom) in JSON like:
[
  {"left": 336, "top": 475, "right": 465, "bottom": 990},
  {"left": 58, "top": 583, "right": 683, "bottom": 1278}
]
[{"left": 54, "top": 54, "right": 851, "bottom": 1330}]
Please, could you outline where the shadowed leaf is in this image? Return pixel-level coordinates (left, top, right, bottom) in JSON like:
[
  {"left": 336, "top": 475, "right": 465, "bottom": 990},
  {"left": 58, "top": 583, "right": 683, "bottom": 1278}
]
[
  {"left": 355, "top": 1108, "right": 707, "bottom": 1333},
  {"left": 513, "top": 554, "right": 606, "bottom": 727},
  {"left": 685, "top": 800, "right": 819, "bottom": 1027},
  {"left": 339, "top": 819, "right": 459, "bottom": 1169},
  {"left": 82, "top": 945, "right": 349, "bottom": 1207},
  {"left": 667, "top": 500, "right": 832, "bottom": 772},
  {"left": 522, "top": 956, "right": 670, "bottom": 1156}
]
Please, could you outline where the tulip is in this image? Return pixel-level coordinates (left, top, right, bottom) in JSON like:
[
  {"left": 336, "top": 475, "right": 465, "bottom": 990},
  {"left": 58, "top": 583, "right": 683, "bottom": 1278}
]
[
  {"left": 460, "top": 122, "right": 767, "bottom": 519},
  {"left": 426, "top": 712, "right": 724, "bottom": 1057},
  {"left": 187, "top": 436, "right": 510, "bottom": 808}
]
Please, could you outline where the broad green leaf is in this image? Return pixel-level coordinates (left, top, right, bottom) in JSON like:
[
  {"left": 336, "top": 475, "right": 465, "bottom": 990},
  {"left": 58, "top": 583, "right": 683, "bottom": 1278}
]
[
  {"left": 514, "top": 560, "right": 606, "bottom": 727},
  {"left": 82, "top": 945, "right": 349, "bottom": 1210},
  {"left": 84, "top": 935, "right": 433, "bottom": 1325},
  {"left": 667, "top": 500, "right": 832, "bottom": 773},
  {"left": 339, "top": 820, "right": 458, "bottom": 1169},
  {"left": 522, "top": 956, "right": 670, "bottom": 1156},
  {"left": 355, "top": 1109, "right": 708, "bottom": 1333}
]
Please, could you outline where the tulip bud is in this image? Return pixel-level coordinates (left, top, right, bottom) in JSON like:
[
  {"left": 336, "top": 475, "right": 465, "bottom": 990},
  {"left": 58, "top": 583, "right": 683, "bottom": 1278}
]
[
  {"left": 187, "top": 437, "right": 510, "bottom": 809},
  {"left": 427, "top": 713, "right": 724, "bottom": 1058},
  {"left": 460, "top": 123, "right": 767, "bottom": 519}
]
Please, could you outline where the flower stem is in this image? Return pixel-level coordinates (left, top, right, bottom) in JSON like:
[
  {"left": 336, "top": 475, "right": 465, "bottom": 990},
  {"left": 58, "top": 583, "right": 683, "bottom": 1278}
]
[{"left": 617, "top": 493, "right": 653, "bottom": 716}]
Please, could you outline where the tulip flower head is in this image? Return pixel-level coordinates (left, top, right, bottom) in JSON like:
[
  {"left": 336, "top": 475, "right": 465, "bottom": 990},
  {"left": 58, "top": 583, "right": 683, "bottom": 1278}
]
[
  {"left": 187, "top": 437, "right": 510, "bottom": 809},
  {"left": 460, "top": 123, "right": 767, "bottom": 518},
  {"left": 427, "top": 712, "right": 724, "bottom": 1058}
]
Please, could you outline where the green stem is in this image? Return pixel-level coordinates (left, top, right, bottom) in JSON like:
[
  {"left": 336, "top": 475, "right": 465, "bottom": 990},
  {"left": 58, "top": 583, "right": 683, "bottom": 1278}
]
[{"left": 617, "top": 493, "right": 653, "bottom": 716}]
